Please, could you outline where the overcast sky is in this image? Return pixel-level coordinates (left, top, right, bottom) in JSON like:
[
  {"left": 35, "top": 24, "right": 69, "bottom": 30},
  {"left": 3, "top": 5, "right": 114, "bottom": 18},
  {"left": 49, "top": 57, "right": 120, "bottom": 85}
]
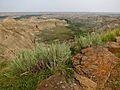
[{"left": 0, "top": 0, "right": 120, "bottom": 12}]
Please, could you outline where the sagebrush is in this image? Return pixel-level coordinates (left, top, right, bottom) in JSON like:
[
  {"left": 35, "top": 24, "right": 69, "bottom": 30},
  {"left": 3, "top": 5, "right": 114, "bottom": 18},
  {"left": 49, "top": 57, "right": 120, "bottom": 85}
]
[{"left": 11, "top": 42, "right": 71, "bottom": 74}]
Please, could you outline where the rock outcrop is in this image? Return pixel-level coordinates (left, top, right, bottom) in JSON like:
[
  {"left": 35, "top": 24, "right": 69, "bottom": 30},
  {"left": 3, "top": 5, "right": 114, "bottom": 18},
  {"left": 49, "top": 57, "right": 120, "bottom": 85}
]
[
  {"left": 36, "top": 73, "right": 72, "bottom": 90},
  {"left": 74, "top": 72, "right": 97, "bottom": 90},
  {"left": 72, "top": 46, "right": 119, "bottom": 89},
  {"left": 103, "top": 36, "right": 120, "bottom": 54},
  {"left": 104, "top": 64, "right": 120, "bottom": 90},
  {"left": 116, "top": 36, "right": 120, "bottom": 44},
  {"left": 105, "top": 42, "right": 120, "bottom": 54},
  {"left": 37, "top": 46, "right": 120, "bottom": 90}
]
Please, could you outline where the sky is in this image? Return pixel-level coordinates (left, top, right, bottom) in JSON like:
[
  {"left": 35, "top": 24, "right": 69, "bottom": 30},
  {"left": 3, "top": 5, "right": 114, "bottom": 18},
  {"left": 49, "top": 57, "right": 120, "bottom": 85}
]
[{"left": 0, "top": 0, "right": 120, "bottom": 12}]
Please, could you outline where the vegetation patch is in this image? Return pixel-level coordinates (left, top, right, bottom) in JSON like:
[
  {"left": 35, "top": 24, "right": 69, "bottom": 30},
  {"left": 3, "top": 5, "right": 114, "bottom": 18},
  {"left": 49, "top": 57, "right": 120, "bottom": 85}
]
[
  {"left": 36, "top": 26, "right": 74, "bottom": 43},
  {"left": 11, "top": 42, "right": 71, "bottom": 74},
  {"left": 0, "top": 69, "right": 53, "bottom": 90},
  {"left": 71, "top": 28, "right": 120, "bottom": 54},
  {"left": 0, "top": 42, "right": 71, "bottom": 90},
  {"left": 101, "top": 29, "right": 120, "bottom": 42}
]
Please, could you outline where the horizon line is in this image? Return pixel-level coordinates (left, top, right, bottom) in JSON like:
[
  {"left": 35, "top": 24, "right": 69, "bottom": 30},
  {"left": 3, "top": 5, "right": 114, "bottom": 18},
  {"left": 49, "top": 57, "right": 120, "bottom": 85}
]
[{"left": 0, "top": 11, "right": 120, "bottom": 13}]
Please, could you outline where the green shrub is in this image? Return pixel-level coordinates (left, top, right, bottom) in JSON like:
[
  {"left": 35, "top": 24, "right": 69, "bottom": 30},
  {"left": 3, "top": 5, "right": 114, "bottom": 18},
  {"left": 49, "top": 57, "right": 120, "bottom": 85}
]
[
  {"left": 101, "top": 29, "right": 120, "bottom": 42},
  {"left": 35, "top": 43, "right": 71, "bottom": 71},
  {"left": 11, "top": 49, "right": 37, "bottom": 73},
  {"left": 74, "top": 33, "right": 103, "bottom": 49},
  {"left": 11, "top": 42, "right": 71, "bottom": 74},
  {"left": 101, "top": 32, "right": 117, "bottom": 42},
  {"left": 72, "top": 29, "right": 120, "bottom": 53}
]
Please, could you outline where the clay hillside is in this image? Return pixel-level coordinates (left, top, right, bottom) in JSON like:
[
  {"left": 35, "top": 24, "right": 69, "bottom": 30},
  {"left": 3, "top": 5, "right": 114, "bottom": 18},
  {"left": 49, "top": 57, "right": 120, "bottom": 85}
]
[{"left": 0, "top": 18, "right": 67, "bottom": 59}]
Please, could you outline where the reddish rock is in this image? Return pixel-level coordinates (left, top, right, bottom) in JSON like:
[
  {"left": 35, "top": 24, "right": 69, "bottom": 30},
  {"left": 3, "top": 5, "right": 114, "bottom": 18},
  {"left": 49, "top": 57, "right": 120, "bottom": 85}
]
[
  {"left": 106, "top": 42, "right": 120, "bottom": 54},
  {"left": 72, "top": 46, "right": 119, "bottom": 89},
  {"left": 116, "top": 37, "right": 120, "bottom": 44},
  {"left": 104, "top": 65, "right": 120, "bottom": 90},
  {"left": 74, "top": 72, "right": 97, "bottom": 90},
  {"left": 36, "top": 73, "right": 72, "bottom": 90},
  {"left": 72, "top": 54, "right": 82, "bottom": 66}
]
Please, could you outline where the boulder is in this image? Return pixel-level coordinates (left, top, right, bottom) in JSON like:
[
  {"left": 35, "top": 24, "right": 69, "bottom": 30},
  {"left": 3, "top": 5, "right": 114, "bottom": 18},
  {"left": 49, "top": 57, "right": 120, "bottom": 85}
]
[
  {"left": 72, "top": 46, "right": 119, "bottom": 89},
  {"left": 104, "top": 65, "right": 120, "bottom": 90},
  {"left": 36, "top": 73, "right": 72, "bottom": 90},
  {"left": 74, "top": 72, "right": 97, "bottom": 90},
  {"left": 105, "top": 42, "right": 120, "bottom": 54},
  {"left": 116, "top": 36, "right": 120, "bottom": 44}
]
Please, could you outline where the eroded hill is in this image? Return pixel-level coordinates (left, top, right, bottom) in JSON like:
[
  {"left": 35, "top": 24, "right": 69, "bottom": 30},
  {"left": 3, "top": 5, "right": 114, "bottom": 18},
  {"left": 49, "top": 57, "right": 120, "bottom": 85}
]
[{"left": 0, "top": 18, "right": 67, "bottom": 59}]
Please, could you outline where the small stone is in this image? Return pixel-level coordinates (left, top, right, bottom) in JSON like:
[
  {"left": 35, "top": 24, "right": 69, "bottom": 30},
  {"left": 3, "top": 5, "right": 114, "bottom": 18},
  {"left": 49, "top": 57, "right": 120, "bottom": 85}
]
[
  {"left": 61, "top": 85, "right": 66, "bottom": 89},
  {"left": 73, "top": 83, "right": 77, "bottom": 86},
  {"left": 54, "top": 86, "right": 57, "bottom": 88},
  {"left": 56, "top": 82, "right": 59, "bottom": 85},
  {"left": 59, "top": 81, "right": 63, "bottom": 84},
  {"left": 45, "top": 84, "right": 48, "bottom": 87}
]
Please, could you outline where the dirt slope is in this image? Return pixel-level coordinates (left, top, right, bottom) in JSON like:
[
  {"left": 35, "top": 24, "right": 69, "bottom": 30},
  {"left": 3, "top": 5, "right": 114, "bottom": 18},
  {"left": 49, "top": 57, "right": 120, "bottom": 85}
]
[{"left": 0, "top": 18, "right": 67, "bottom": 59}]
